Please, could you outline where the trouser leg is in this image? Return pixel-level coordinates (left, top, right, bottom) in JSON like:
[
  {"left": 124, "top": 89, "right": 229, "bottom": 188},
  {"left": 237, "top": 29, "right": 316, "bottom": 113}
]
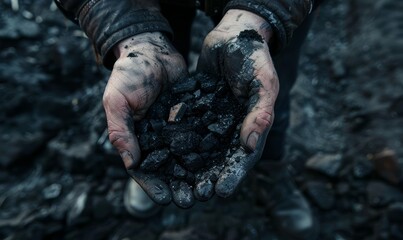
[
  {"left": 261, "top": 15, "right": 314, "bottom": 161},
  {"left": 160, "top": 4, "right": 196, "bottom": 64}
]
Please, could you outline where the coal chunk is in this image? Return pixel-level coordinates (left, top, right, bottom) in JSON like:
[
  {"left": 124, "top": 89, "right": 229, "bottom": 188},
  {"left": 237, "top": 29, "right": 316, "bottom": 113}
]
[
  {"left": 135, "top": 120, "right": 150, "bottom": 134},
  {"left": 200, "top": 75, "right": 217, "bottom": 93},
  {"left": 150, "top": 119, "right": 166, "bottom": 132},
  {"left": 147, "top": 102, "right": 169, "bottom": 119},
  {"left": 180, "top": 153, "right": 204, "bottom": 171},
  {"left": 201, "top": 111, "right": 217, "bottom": 126},
  {"left": 305, "top": 153, "right": 343, "bottom": 178},
  {"left": 199, "top": 133, "right": 219, "bottom": 152},
  {"left": 173, "top": 164, "right": 187, "bottom": 179},
  {"left": 139, "top": 132, "right": 164, "bottom": 152},
  {"left": 140, "top": 149, "right": 170, "bottom": 171},
  {"left": 193, "top": 93, "right": 215, "bottom": 112},
  {"left": 170, "top": 131, "right": 201, "bottom": 155},
  {"left": 207, "top": 114, "right": 235, "bottom": 136},
  {"left": 305, "top": 181, "right": 335, "bottom": 210},
  {"left": 168, "top": 103, "right": 188, "bottom": 123},
  {"left": 172, "top": 78, "right": 198, "bottom": 94}
]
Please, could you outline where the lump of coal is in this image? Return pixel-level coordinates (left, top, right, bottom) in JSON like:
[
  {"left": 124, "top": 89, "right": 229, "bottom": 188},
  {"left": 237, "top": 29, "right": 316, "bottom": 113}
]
[
  {"left": 172, "top": 78, "right": 198, "bottom": 94},
  {"left": 193, "top": 93, "right": 215, "bottom": 112},
  {"left": 207, "top": 114, "right": 235, "bottom": 136},
  {"left": 150, "top": 119, "right": 166, "bottom": 132},
  {"left": 170, "top": 131, "right": 201, "bottom": 155},
  {"left": 180, "top": 153, "right": 204, "bottom": 171},
  {"left": 168, "top": 102, "right": 188, "bottom": 123},
  {"left": 200, "top": 76, "right": 217, "bottom": 93},
  {"left": 139, "top": 132, "right": 164, "bottom": 152},
  {"left": 135, "top": 73, "right": 246, "bottom": 196},
  {"left": 173, "top": 164, "right": 187, "bottom": 179},
  {"left": 199, "top": 133, "right": 219, "bottom": 152},
  {"left": 140, "top": 149, "right": 170, "bottom": 171}
]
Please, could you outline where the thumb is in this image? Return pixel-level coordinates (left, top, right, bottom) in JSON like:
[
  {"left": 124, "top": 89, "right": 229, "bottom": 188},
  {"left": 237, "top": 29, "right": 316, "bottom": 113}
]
[{"left": 103, "top": 89, "right": 140, "bottom": 169}]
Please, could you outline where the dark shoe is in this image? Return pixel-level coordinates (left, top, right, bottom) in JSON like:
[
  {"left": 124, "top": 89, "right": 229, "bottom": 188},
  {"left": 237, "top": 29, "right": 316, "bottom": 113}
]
[
  {"left": 257, "top": 161, "right": 319, "bottom": 240},
  {"left": 124, "top": 178, "right": 162, "bottom": 218}
]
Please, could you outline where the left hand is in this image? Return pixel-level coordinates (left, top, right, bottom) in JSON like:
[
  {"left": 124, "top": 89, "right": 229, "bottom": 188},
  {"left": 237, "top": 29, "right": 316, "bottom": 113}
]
[{"left": 195, "top": 9, "right": 279, "bottom": 199}]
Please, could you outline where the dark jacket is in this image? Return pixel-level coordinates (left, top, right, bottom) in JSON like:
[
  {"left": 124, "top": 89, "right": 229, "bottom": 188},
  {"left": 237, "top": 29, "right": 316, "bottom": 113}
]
[{"left": 55, "top": 0, "right": 322, "bottom": 70}]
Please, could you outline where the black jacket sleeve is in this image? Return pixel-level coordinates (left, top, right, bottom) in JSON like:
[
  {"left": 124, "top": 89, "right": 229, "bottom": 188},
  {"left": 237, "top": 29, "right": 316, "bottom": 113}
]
[
  {"left": 54, "top": 0, "right": 173, "bottom": 70},
  {"left": 224, "top": 0, "right": 322, "bottom": 54}
]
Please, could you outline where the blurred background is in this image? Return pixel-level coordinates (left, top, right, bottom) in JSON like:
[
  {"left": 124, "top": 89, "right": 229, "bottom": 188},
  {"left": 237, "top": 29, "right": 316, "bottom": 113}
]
[{"left": 0, "top": 0, "right": 402, "bottom": 239}]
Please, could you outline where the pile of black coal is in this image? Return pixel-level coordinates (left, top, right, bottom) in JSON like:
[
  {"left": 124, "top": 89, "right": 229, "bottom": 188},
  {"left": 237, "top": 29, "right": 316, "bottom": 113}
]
[{"left": 135, "top": 73, "right": 246, "bottom": 195}]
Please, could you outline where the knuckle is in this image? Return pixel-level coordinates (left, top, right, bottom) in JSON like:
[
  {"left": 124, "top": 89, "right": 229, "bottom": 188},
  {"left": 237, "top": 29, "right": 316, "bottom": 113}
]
[{"left": 108, "top": 130, "right": 130, "bottom": 148}]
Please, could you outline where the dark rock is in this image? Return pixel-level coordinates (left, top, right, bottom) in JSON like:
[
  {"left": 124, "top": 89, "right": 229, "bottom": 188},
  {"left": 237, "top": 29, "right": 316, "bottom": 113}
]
[
  {"left": 208, "top": 114, "right": 235, "bottom": 136},
  {"left": 371, "top": 149, "right": 401, "bottom": 185},
  {"left": 140, "top": 149, "right": 170, "bottom": 171},
  {"left": 173, "top": 164, "right": 187, "bottom": 179},
  {"left": 147, "top": 102, "right": 169, "bottom": 119},
  {"left": 180, "top": 93, "right": 194, "bottom": 102},
  {"left": 168, "top": 103, "right": 188, "bottom": 123},
  {"left": 139, "top": 132, "right": 164, "bottom": 152},
  {"left": 201, "top": 111, "right": 217, "bottom": 126},
  {"left": 91, "top": 197, "right": 112, "bottom": 220},
  {"left": 170, "top": 131, "right": 201, "bottom": 155},
  {"left": 42, "top": 183, "right": 62, "bottom": 200},
  {"left": 172, "top": 78, "right": 198, "bottom": 94},
  {"left": 305, "top": 181, "right": 335, "bottom": 210},
  {"left": 0, "top": 131, "right": 46, "bottom": 168},
  {"left": 386, "top": 202, "right": 403, "bottom": 223},
  {"left": 200, "top": 75, "right": 217, "bottom": 93},
  {"left": 185, "top": 172, "right": 196, "bottom": 185},
  {"left": 199, "top": 133, "right": 219, "bottom": 152},
  {"left": 150, "top": 119, "right": 166, "bottom": 132},
  {"left": 193, "top": 93, "right": 215, "bottom": 112},
  {"left": 0, "top": 15, "right": 40, "bottom": 39},
  {"left": 66, "top": 183, "right": 91, "bottom": 226},
  {"left": 162, "top": 124, "right": 193, "bottom": 144},
  {"left": 389, "top": 96, "right": 403, "bottom": 117},
  {"left": 336, "top": 182, "right": 350, "bottom": 195},
  {"left": 215, "top": 81, "right": 228, "bottom": 97},
  {"left": 181, "top": 153, "right": 204, "bottom": 171},
  {"left": 162, "top": 205, "right": 188, "bottom": 229},
  {"left": 193, "top": 89, "right": 201, "bottom": 99},
  {"left": 367, "top": 181, "right": 403, "bottom": 207},
  {"left": 305, "top": 153, "right": 343, "bottom": 178},
  {"left": 353, "top": 159, "right": 374, "bottom": 178}
]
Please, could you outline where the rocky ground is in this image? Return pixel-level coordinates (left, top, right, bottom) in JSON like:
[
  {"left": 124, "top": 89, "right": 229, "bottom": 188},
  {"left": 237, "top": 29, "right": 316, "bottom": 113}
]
[{"left": 0, "top": 0, "right": 402, "bottom": 239}]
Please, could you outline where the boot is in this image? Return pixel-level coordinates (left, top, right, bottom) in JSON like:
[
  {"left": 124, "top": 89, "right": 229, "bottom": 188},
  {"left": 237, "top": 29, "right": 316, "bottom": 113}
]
[
  {"left": 124, "top": 178, "right": 162, "bottom": 218},
  {"left": 256, "top": 161, "right": 319, "bottom": 240}
]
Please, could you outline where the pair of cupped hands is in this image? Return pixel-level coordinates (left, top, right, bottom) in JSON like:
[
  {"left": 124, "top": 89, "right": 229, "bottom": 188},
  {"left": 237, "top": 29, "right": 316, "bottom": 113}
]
[{"left": 102, "top": 10, "right": 279, "bottom": 208}]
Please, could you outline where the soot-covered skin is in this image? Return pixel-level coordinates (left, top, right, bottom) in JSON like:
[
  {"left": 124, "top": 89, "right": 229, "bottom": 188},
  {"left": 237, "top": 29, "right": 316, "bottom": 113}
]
[{"left": 135, "top": 72, "right": 263, "bottom": 208}]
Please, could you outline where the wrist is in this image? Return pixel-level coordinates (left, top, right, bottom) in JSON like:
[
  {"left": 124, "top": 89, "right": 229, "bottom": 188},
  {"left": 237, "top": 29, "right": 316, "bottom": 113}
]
[
  {"left": 113, "top": 32, "right": 168, "bottom": 59},
  {"left": 218, "top": 9, "right": 273, "bottom": 43}
]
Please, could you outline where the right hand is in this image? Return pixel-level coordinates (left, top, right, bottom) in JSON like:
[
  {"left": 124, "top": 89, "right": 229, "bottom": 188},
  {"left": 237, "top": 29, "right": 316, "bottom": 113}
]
[{"left": 102, "top": 32, "right": 187, "bottom": 205}]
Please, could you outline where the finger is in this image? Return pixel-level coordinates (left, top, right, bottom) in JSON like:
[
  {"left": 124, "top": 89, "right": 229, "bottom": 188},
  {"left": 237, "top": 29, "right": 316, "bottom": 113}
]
[
  {"left": 239, "top": 73, "right": 276, "bottom": 151},
  {"left": 194, "top": 179, "right": 214, "bottom": 201},
  {"left": 215, "top": 128, "right": 269, "bottom": 198},
  {"left": 194, "top": 164, "right": 223, "bottom": 201},
  {"left": 170, "top": 180, "right": 195, "bottom": 209},
  {"left": 127, "top": 169, "right": 171, "bottom": 205},
  {"left": 103, "top": 87, "right": 140, "bottom": 169},
  {"left": 221, "top": 36, "right": 278, "bottom": 151}
]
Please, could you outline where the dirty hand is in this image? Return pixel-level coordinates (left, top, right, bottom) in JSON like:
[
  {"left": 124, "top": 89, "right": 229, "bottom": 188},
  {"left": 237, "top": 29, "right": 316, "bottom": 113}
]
[
  {"left": 196, "top": 10, "right": 279, "bottom": 198},
  {"left": 103, "top": 32, "right": 187, "bottom": 205}
]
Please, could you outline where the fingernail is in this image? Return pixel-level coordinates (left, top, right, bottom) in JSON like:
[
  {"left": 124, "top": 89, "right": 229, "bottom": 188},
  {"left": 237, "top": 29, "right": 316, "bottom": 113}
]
[
  {"left": 246, "top": 131, "right": 259, "bottom": 151},
  {"left": 120, "top": 151, "right": 134, "bottom": 169}
]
